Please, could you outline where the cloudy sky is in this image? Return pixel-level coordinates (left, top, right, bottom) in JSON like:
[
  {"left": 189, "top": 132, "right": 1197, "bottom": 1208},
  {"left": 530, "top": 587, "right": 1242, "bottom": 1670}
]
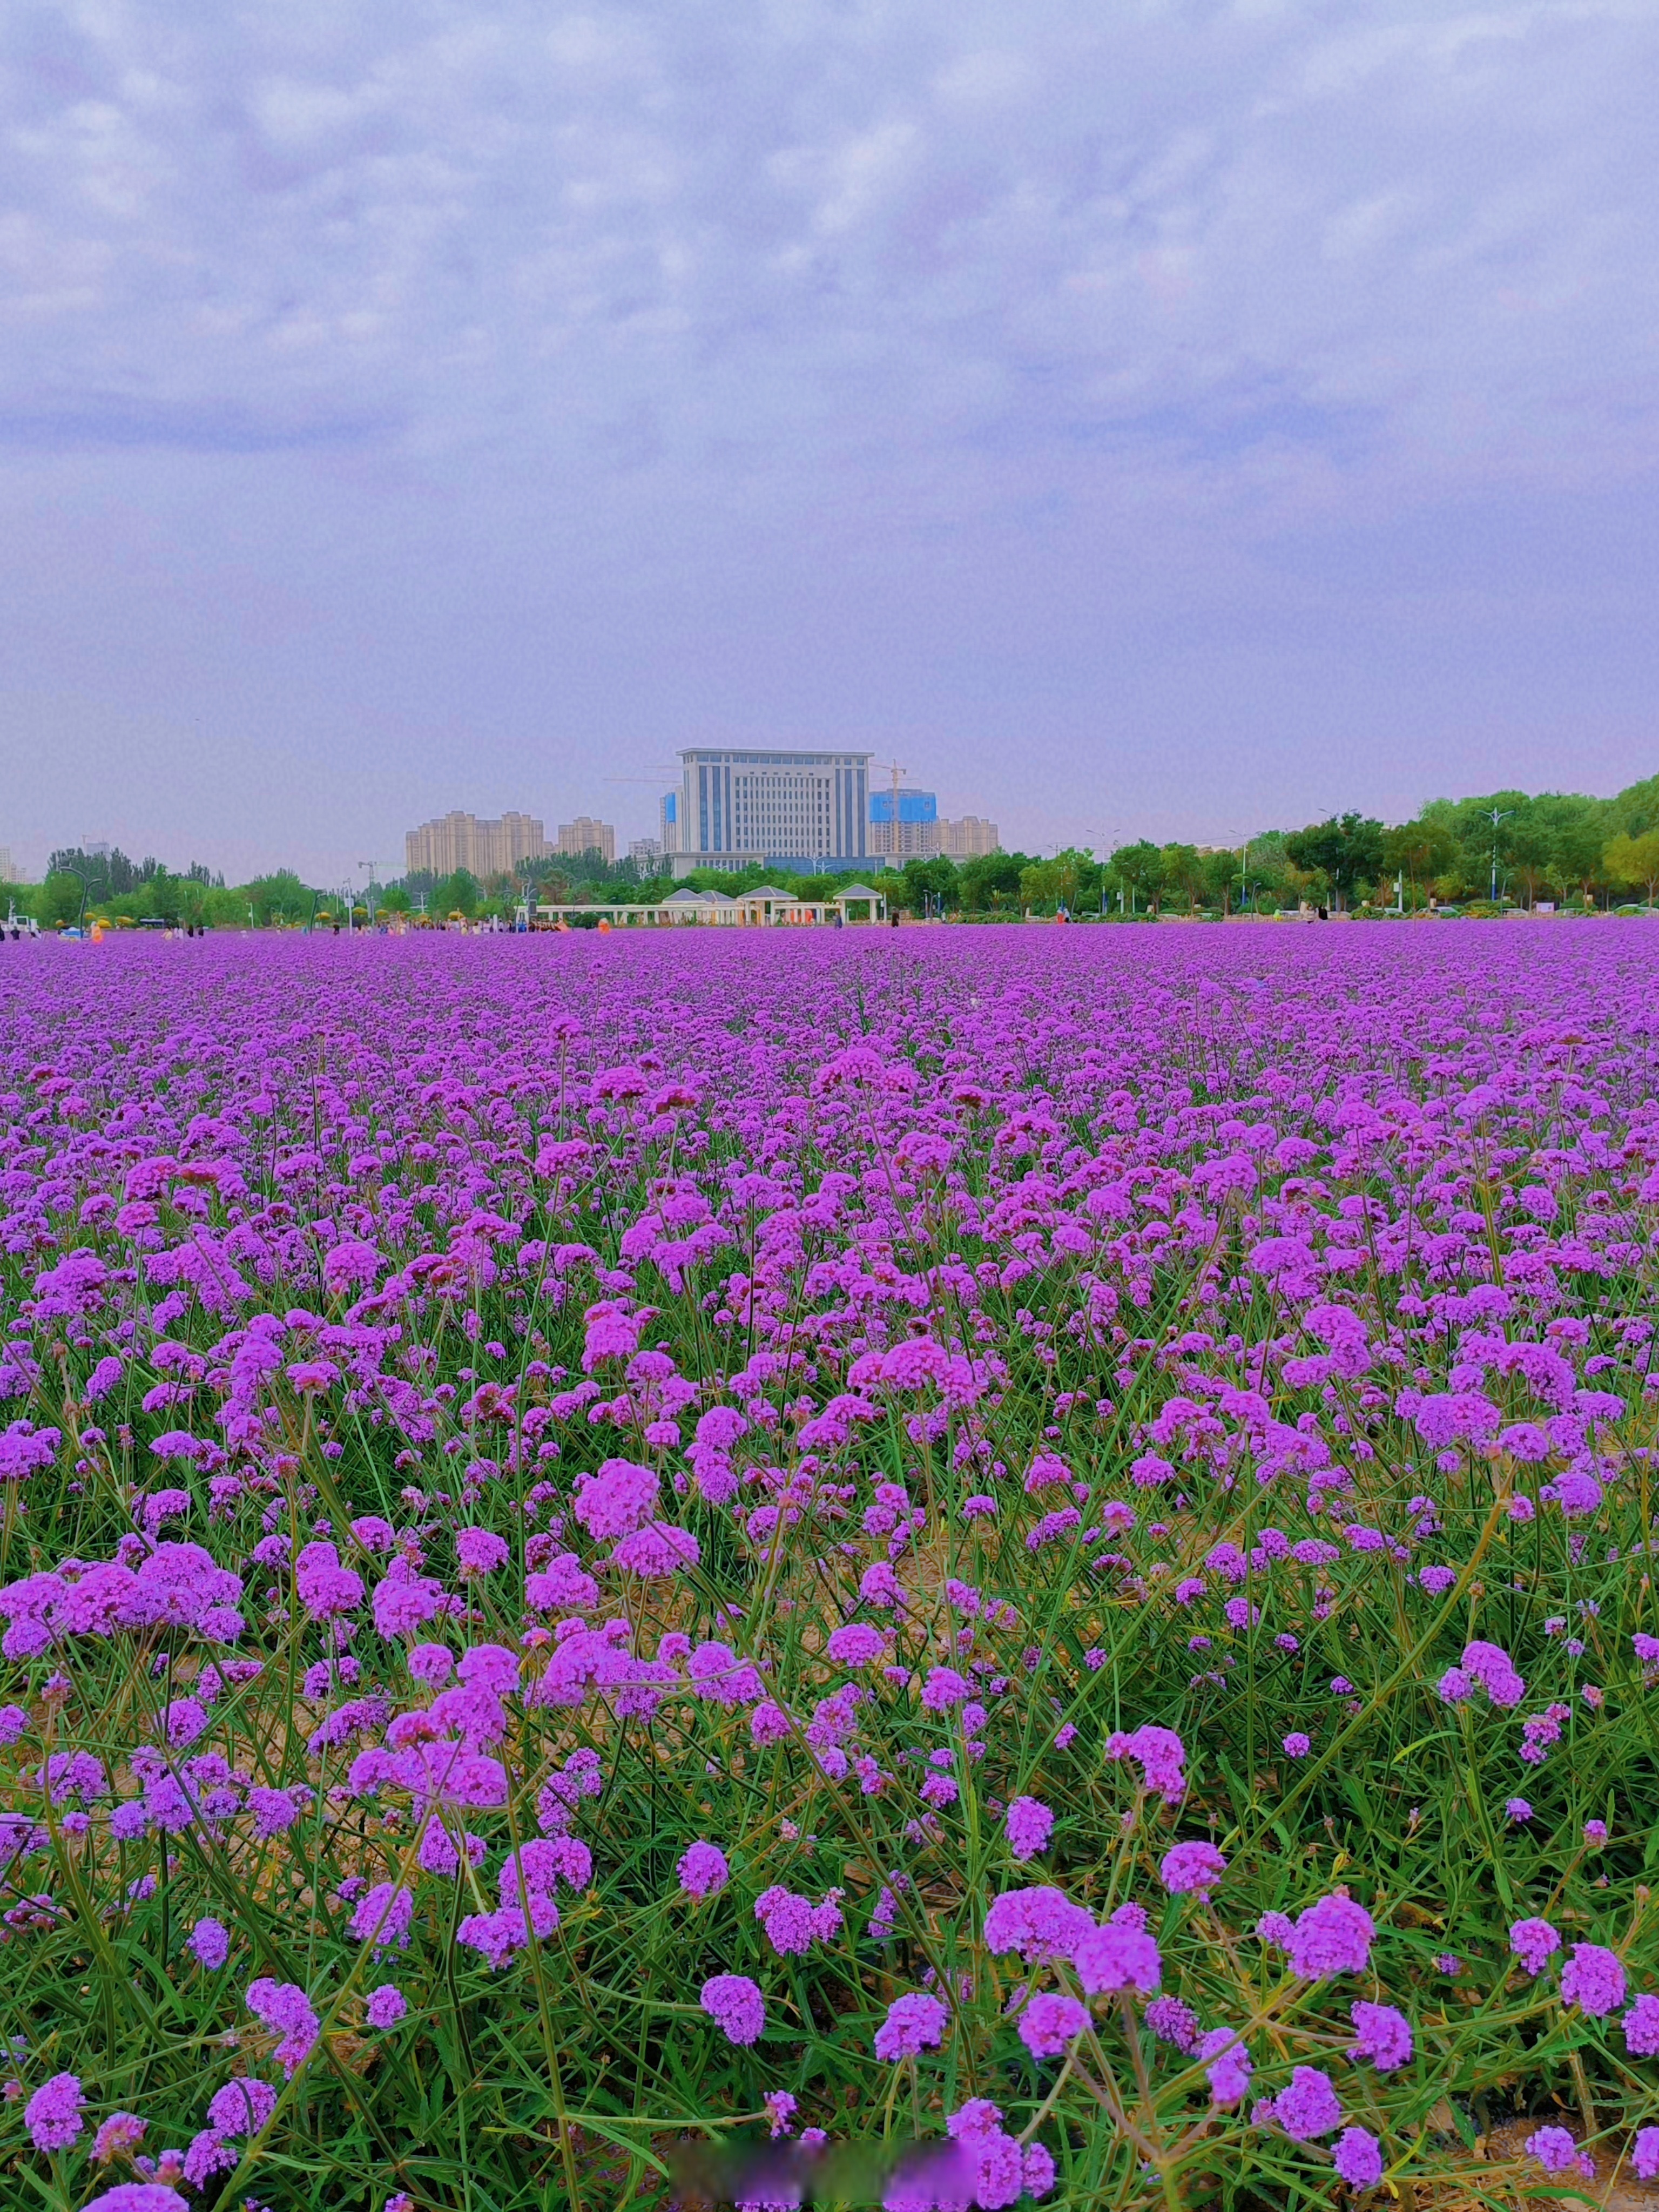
[{"left": 2, "top": 0, "right": 1654, "bottom": 881}]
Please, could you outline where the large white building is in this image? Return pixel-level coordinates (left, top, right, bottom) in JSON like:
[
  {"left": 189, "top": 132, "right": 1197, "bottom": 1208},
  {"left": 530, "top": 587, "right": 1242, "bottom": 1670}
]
[{"left": 668, "top": 747, "right": 872, "bottom": 876}]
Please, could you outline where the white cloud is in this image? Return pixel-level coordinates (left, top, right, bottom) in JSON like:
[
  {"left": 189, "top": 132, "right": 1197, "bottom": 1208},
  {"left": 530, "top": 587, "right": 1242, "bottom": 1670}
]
[{"left": 0, "top": 0, "right": 1654, "bottom": 873}]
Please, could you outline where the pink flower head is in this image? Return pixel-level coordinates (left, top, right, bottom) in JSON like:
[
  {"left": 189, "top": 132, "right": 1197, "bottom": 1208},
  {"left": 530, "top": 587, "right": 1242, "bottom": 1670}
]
[
  {"left": 1073, "top": 1921, "right": 1162, "bottom": 1996},
  {"left": 24, "top": 2071, "right": 84, "bottom": 2152},
  {"left": 1623, "top": 1994, "right": 1659, "bottom": 2057},
  {"left": 294, "top": 1541, "right": 363, "bottom": 1621},
  {"left": 189, "top": 1916, "right": 230, "bottom": 1970},
  {"left": 1635, "top": 2127, "right": 1659, "bottom": 2181},
  {"left": 1527, "top": 2126, "right": 1591, "bottom": 2178},
  {"left": 347, "top": 1881, "right": 414, "bottom": 1955},
  {"left": 1144, "top": 1997, "right": 1199, "bottom": 2052},
  {"left": 1017, "top": 1994, "right": 1090, "bottom": 2061},
  {"left": 1105, "top": 1724, "right": 1186, "bottom": 1801},
  {"left": 91, "top": 2112, "right": 149, "bottom": 2163},
  {"left": 1005, "top": 1796, "right": 1054, "bottom": 1862},
  {"left": 982, "top": 1886, "right": 1095, "bottom": 1963},
  {"left": 610, "top": 1521, "right": 700, "bottom": 1576},
  {"left": 245, "top": 1978, "right": 320, "bottom": 2077},
  {"left": 455, "top": 1527, "right": 509, "bottom": 1576},
  {"left": 1268, "top": 2065, "right": 1343, "bottom": 2141},
  {"left": 701, "top": 1973, "right": 766, "bottom": 2046},
  {"left": 366, "top": 1985, "right": 408, "bottom": 2029},
  {"left": 873, "top": 1992, "right": 948, "bottom": 2061},
  {"left": 206, "top": 2078, "right": 278, "bottom": 2137},
  {"left": 1508, "top": 1917, "right": 1562, "bottom": 1977},
  {"left": 456, "top": 1642, "right": 521, "bottom": 1695},
  {"left": 1159, "top": 1841, "right": 1227, "bottom": 1899},
  {"left": 677, "top": 1840, "right": 730, "bottom": 1900},
  {"left": 1560, "top": 1943, "right": 1627, "bottom": 2017},
  {"left": 920, "top": 1666, "right": 971, "bottom": 1712},
  {"left": 1349, "top": 2001, "right": 1413, "bottom": 2073},
  {"left": 82, "top": 2190, "right": 190, "bottom": 2212},
  {"left": 1286, "top": 1894, "right": 1374, "bottom": 1979},
  {"left": 1199, "top": 2026, "right": 1252, "bottom": 2108},
  {"left": 764, "top": 2090, "right": 798, "bottom": 2138},
  {"left": 572, "top": 1458, "right": 658, "bottom": 1541},
  {"left": 1333, "top": 2127, "right": 1384, "bottom": 2189},
  {"left": 826, "top": 1623, "right": 886, "bottom": 1667},
  {"left": 1460, "top": 1639, "right": 1525, "bottom": 1709}
]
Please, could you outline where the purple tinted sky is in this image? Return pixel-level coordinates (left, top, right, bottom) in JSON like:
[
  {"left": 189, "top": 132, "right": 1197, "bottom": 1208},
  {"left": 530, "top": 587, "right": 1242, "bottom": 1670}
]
[{"left": 2, "top": 1, "right": 1655, "bottom": 883}]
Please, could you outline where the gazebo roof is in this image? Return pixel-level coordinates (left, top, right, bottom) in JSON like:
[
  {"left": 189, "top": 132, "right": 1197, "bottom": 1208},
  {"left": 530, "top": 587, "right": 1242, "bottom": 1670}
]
[
  {"left": 735, "top": 884, "right": 797, "bottom": 901},
  {"left": 834, "top": 882, "right": 884, "bottom": 900}
]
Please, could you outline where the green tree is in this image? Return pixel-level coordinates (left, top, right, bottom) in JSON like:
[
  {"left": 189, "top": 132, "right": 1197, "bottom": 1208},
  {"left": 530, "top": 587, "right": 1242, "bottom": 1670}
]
[
  {"left": 33, "top": 871, "right": 87, "bottom": 928},
  {"left": 1607, "top": 773, "right": 1659, "bottom": 840},
  {"left": 1606, "top": 830, "right": 1659, "bottom": 906},
  {"left": 142, "top": 870, "right": 184, "bottom": 924},
  {"left": 898, "top": 855, "right": 961, "bottom": 915},
  {"left": 959, "top": 852, "right": 1026, "bottom": 911},
  {"left": 1106, "top": 840, "right": 1165, "bottom": 914},
  {"left": 1018, "top": 849, "right": 1089, "bottom": 913},
  {"left": 1551, "top": 812, "right": 1607, "bottom": 905},
  {"left": 1283, "top": 814, "right": 1385, "bottom": 908},
  {"left": 242, "top": 871, "right": 314, "bottom": 927},
  {"left": 433, "top": 868, "right": 481, "bottom": 919},
  {"left": 380, "top": 885, "right": 413, "bottom": 914},
  {"left": 1200, "top": 848, "right": 1242, "bottom": 914},
  {"left": 1381, "top": 820, "right": 1455, "bottom": 908},
  {"left": 1503, "top": 820, "right": 1558, "bottom": 910},
  {"left": 1158, "top": 843, "right": 1208, "bottom": 913}
]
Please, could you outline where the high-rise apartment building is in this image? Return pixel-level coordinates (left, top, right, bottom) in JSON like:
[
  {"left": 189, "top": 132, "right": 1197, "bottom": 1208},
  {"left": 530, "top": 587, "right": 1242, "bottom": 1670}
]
[
  {"left": 556, "top": 817, "right": 616, "bottom": 863},
  {"left": 629, "top": 837, "right": 665, "bottom": 873},
  {"left": 869, "top": 788, "right": 938, "bottom": 859},
  {"left": 404, "top": 812, "right": 549, "bottom": 879},
  {"left": 940, "top": 815, "right": 1000, "bottom": 859},
  {"left": 867, "top": 790, "right": 1000, "bottom": 862},
  {"left": 671, "top": 747, "right": 871, "bottom": 875}
]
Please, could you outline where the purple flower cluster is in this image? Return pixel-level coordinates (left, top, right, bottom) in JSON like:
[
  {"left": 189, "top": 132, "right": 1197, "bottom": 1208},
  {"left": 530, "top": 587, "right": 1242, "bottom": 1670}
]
[{"left": 2, "top": 922, "right": 1657, "bottom": 2200}]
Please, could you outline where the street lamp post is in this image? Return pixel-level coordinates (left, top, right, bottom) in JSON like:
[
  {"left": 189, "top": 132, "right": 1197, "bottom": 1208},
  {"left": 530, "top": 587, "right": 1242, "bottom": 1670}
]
[
  {"left": 1485, "top": 808, "right": 1513, "bottom": 906},
  {"left": 62, "top": 863, "right": 91, "bottom": 933}
]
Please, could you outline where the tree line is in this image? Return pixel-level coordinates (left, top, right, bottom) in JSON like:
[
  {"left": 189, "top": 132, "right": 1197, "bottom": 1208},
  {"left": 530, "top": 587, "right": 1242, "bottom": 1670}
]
[{"left": 5, "top": 777, "right": 1656, "bottom": 928}]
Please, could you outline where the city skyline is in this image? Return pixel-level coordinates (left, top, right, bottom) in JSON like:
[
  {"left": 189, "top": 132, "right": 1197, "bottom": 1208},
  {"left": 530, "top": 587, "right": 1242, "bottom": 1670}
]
[{"left": 392, "top": 763, "right": 1002, "bottom": 887}]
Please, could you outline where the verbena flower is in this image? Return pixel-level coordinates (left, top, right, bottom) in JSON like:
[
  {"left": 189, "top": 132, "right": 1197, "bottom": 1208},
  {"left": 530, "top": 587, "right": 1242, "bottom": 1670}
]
[
  {"left": 1560, "top": 1943, "right": 1627, "bottom": 2016},
  {"left": 873, "top": 1992, "right": 948, "bottom": 2060},
  {"left": 701, "top": 1974, "right": 765, "bottom": 2046},
  {"left": 1159, "top": 1842, "right": 1227, "bottom": 1899},
  {"left": 676, "top": 1840, "right": 730, "bottom": 1899},
  {"left": 1332, "top": 2126, "right": 1384, "bottom": 2188},
  {"left": 1286, "top": 1895, "right": 1374, "bottom": 1979},
  {"left": 1509, "top": 1918, "right": 1562, "bottom": 1976},
  {"left": 1266, "top": 2065, "right": 1343, "bottom": 2141},
  {"left": 1004, "top": 1797, "right": 1054, "bottom": 1861},
  {"left": 1016, "top": 1994, "right": 1090, "bottom": 2061},
  {"left": 1349, "top": 2001, "right": 1412, "bottom": 2072},
  {"left": 24, "top": 2071, "right": 84, "bottom": 2151}
]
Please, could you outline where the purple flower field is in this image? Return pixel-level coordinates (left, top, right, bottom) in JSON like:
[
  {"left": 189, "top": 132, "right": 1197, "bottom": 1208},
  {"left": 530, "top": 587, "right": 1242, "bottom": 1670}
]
[{"left": 2, "top": 923, "right": 1659, "bottom": 2210}]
